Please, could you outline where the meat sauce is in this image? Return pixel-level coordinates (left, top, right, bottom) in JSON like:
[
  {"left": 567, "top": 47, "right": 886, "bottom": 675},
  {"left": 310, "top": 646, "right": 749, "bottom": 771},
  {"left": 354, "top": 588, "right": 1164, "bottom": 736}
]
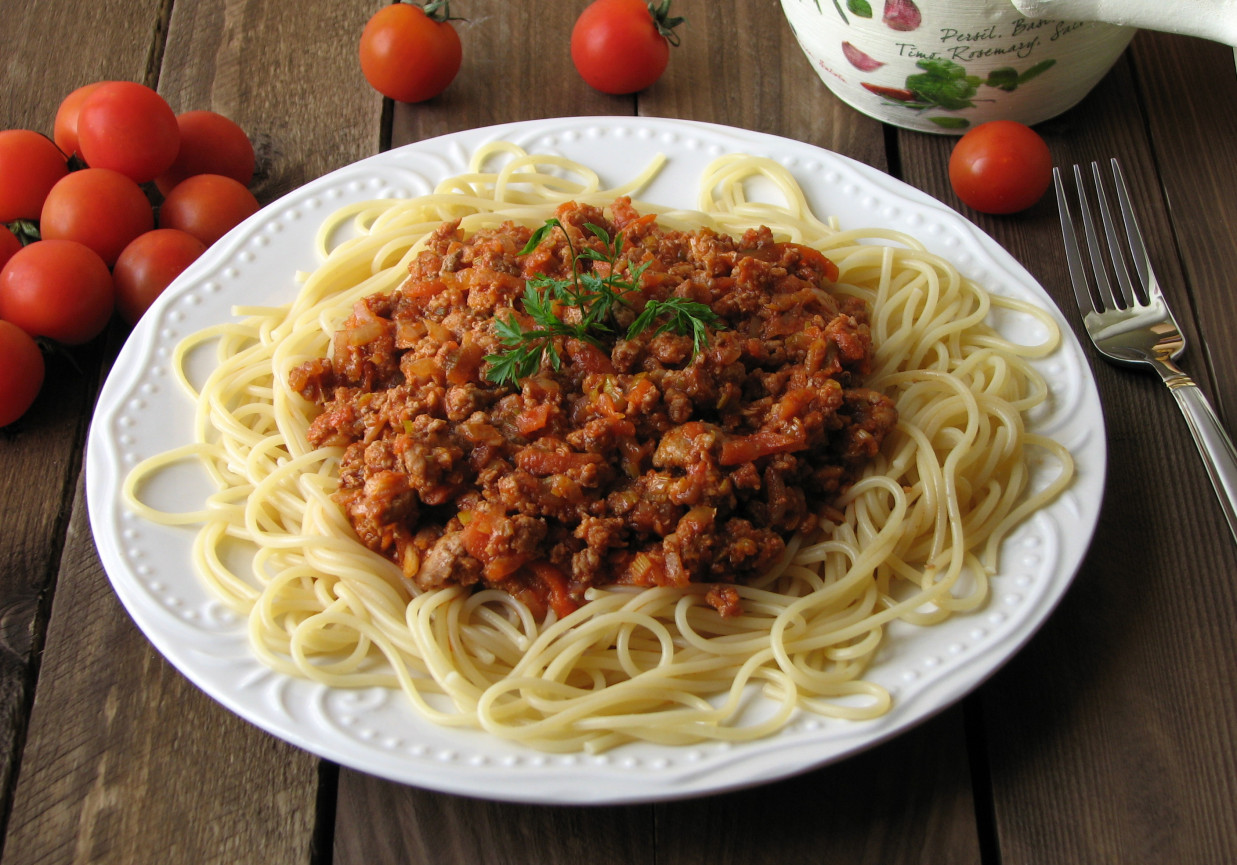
[{"left": 290, "top": 198, "right": 897, "bottom": 618}]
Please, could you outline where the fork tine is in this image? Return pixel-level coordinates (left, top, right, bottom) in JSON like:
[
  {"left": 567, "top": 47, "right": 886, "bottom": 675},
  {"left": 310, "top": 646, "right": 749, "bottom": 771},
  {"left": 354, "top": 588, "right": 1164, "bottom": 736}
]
[
  {"left": 1090, "top": 160, "right": 1144, "bottom": 307},
  {"left": 1053, "top": 166, "right": 1098, "bottom": 317},
  {"left": 1108, "top": 158, "right": 1161, "bottom": 303},
  {"left": 1074, "top": 164, "right": 1124, "bottom": 311}
]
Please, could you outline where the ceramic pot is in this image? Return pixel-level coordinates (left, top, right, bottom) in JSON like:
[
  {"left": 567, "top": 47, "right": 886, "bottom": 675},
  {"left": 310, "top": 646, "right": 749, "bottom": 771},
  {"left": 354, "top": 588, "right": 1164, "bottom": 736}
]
[{"left": 781, "top": 0, "right": 1137, "bottom": 133}]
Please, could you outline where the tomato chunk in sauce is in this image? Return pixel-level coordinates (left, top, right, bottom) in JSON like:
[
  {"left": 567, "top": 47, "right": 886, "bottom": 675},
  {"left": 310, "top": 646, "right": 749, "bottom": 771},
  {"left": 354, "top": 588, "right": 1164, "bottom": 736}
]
[{"left": 289, "top": 198, "right": 897, "bottom": 617}]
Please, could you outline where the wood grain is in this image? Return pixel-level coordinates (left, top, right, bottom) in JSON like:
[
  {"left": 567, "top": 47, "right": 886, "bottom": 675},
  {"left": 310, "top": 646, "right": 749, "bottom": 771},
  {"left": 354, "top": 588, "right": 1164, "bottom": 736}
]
[
  {"left": 1132, "top": 33, "right": 1237, "bottom": 422},
  {"left": 335, "top": 775, "right": 654, "bottom": 865},
  {"left": 1, "top": 481, "right": 321, "bottom": 864},
  {"left": 655, "top": 709, "right": 982, "bottom": 865}
]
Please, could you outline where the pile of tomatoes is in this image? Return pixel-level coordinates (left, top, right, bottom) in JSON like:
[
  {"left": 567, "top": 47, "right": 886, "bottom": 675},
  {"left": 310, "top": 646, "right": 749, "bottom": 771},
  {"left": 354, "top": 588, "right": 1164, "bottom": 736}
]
[{"left": 0, "top": 80, "right": 261, "bottom": 428}]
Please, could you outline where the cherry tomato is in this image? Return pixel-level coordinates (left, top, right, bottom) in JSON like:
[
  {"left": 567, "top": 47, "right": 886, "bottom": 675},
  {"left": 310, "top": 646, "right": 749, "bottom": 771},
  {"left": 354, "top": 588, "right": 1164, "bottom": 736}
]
[
  {"left": 0, "top": 225, "right": 20, "bottom": 271},
  {"left": 571, "top": 0, "right": 684, "bottom": 95},
  {"left": 359, "top": 2, "right": 462, "bottom": 103},
  {"left": 40, "top": 168, "right": 155, "bottom": 266},
  {"left": 948, "top": 120, "right": 1053, "bottom": 215},
  {"left": 53, "top": 81, "right": 111, "bottom": 158},
  {"left": 77, "top": 81, "right": 180, "bottom": 184},
  {"left": 0, "top": 239, "right": 115, "bottom": 345},
  {"left": 113, "top": 229, "right": 207, "bottom": 324},
  {"left": 0, "top": 130, "right": 70, "bottom": 223},
  {"left": 0, "top": 319, "right": 45, "bottom": 428},
  {"left": 154, "top": 110, "right": 256, "bottom": 197},
  {"left": 158, "top": 173, "right": 260, "bottom": 246}
]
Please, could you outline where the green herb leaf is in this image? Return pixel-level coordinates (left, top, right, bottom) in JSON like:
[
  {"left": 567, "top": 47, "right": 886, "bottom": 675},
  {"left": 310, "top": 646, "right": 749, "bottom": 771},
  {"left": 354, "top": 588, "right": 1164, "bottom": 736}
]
[
  {"left": 906, "top": 59, "right": 979, "bottom": 111},
  {"left": 627, "top": 296, "right": 723, "bottom": 356},
  {"left": 484, "top": 217, "right": 723, "bottom": 385}
]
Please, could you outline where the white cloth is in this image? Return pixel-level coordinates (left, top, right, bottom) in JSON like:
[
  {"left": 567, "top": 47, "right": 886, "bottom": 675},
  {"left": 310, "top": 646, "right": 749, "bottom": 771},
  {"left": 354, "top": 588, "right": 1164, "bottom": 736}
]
[{"left": 1010, "top": 0, "right": 1237, "bottom": 45}]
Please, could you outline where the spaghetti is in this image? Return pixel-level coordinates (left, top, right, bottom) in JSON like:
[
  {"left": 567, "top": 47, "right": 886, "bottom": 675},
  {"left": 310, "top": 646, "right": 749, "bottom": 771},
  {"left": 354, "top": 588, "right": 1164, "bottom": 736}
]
[{"left": 123, "top": 143, "right": 1074, "bottom": 752}]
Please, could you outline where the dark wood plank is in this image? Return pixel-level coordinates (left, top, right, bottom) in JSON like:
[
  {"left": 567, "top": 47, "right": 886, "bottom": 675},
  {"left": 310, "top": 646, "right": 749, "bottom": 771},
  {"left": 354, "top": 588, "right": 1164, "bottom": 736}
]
[
  {"left": 1, "top": 481, "right": 322, "bottom": 864},
  {"left": 1132, "top": 33, "right": 1237, "bottom": 421},
  {"left": 335, "top": 774, "right": 654, "bottom": 865},
  {"left": 889, "top": 33, "right": 1237, "bottom": 865},
  {"left": 0, "top": 0, "right": 166, "bottom": 130},
  {"left": 0, "top": 0, "right": 168, "bottom": 839},
  {"left": 2, "top": 0, "right": 381, "bottom": 861},
  {"left": 655, "top": 709, "right": 981, "bottom": 865}
]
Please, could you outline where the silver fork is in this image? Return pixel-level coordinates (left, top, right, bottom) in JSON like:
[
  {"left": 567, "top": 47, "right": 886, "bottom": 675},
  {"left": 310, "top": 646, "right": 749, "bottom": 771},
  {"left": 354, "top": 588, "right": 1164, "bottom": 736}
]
[{"left": 1055, "top": 158, "right": 1237, "bottom": 543}]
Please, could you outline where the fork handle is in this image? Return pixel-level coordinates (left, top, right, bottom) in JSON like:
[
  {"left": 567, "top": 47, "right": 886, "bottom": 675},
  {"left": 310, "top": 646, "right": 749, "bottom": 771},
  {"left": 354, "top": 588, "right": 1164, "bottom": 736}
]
[{"left": 1157, "top": 364, "right": 1237, "bottom": 543}]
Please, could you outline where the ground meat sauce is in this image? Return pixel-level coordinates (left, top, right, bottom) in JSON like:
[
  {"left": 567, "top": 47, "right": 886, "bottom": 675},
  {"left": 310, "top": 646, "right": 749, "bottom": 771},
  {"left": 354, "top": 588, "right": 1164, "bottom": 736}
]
[{"left": 290, "top": 198, "right": 897, "bottom": 618}]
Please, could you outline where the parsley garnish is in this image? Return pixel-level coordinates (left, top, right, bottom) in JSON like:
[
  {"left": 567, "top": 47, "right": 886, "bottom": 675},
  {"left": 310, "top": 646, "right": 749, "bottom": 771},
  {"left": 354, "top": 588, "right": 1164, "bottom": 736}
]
[{"left": 483, "top": 218, "right": 723, "bottom": 386}]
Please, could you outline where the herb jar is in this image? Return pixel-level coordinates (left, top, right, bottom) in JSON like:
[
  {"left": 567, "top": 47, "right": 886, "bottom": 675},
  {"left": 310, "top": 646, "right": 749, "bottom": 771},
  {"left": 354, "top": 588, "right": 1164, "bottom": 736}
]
[{"left": 781, "top": 0, "right": 1136, "bottom": 133}]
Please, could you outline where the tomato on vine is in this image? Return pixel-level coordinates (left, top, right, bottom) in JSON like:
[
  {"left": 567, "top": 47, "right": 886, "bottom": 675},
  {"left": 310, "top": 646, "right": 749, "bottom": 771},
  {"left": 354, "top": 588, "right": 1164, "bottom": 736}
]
[
  {"left": 113, "top": 229, "right": 207, "bottom": 325},
  {"left": 0, "top": 129, "right": 70, "bottom": 223},
  {"left": 76, "top": 81, "right": 181, "bottom": 184},
  {"left": 571, "top": 0, "right": 685, "bottom": 95},
  {"left": 40, "top": 168, "right": 155, "bottom": 266},
  {"left": 159, "top": 173, "right": 260, "bottom": 246},
  {"left": 53, "top": 81, "right": 111, "bottom": 159},
  {"left": 0, "top": 239, "right": 115, "bottom": 345},
  {"left": 154, "top": 110, "right": 256, "bottom": 196},
  {"left": 0, "top": 320, "right": 45, "bottom": 428},
  {"left": 359, "top": 1, "right": 462, "bottom": 103}
]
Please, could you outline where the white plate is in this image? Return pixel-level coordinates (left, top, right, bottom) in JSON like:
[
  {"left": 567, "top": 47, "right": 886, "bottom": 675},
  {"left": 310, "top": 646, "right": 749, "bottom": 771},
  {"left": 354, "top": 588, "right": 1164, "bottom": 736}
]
[{"left": 86, "top": 116, "right": 1105, "bottom": 804}]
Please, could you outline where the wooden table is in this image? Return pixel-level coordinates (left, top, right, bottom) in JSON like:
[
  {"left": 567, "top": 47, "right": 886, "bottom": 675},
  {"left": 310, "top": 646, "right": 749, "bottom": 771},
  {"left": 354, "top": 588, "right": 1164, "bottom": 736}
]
[{"left": 3, "top": 2, "right": 1236, "bottom": 862}]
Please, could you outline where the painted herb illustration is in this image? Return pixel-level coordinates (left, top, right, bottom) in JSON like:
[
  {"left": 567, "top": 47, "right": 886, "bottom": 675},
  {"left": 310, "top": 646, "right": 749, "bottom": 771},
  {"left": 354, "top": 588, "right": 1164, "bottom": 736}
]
[
  {"left": 861, "top": 57, "right": 1056, "bottom": 128},
  {"left": 809, "top": 0, "right": 878, "bottom": 26}
]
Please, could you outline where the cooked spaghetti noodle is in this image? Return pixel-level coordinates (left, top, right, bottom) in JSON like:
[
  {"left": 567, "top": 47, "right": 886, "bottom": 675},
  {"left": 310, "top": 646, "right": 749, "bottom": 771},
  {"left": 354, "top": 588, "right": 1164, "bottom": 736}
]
[{"left": 123, "top": 143, "right": 1073, "bottom": 751}]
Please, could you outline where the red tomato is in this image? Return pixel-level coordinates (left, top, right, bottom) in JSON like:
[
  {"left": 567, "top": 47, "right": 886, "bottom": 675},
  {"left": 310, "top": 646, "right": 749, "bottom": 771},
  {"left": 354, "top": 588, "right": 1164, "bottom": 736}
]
[
  {"left": 359, "top": 2, "right": 462, "bottom": 103},
  {"left": 0, "top": 225, "right": 20, "bottom": 271},
  {"left": 159, "top": 173, "right": 260, "bottom": 246},
  {"left": 53, "top": 81, "right": 112, "bottom": 158},
  {"left": 154, "top": 110, "right": 256, "bottom": 197},
  {"left": 0, "top": 319, "right": 45, "bottom": 428},
  {"left": 40, "top": 168, "right": 155, "bottom": 266},
  {"left": 113, "top": 229, "right": 207, "bottom": 324},
  {"left": 571, "top": 0, "right": 684, "bottom": 95},
  {"left": 0, "top": 239, "right": 115, "bottom": 345},
  {"left": 77, "top": 81, "right": 180, "bottom": 184},
  {"left": 948, "top": 120, "right": 1053, "bottom": 215},
  {"left": 0, "top": 130, "right": 70, "bottom": 223}
]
